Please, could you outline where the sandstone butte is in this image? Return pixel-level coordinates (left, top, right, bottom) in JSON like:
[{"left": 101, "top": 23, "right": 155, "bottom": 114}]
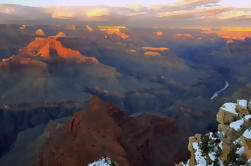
[
  {"left": 37, "top": 96, "right": 188, "bottom": 166},
  {"left": 98, "top": 26, "right": 129, "bottom": 39},
  {"left": 35, "top": 29, "right": 46, "bottom": 36},
  {"left": 86, "top": 25, "right": 94, "bottom": 32},
  {"left": 202, "top": 27, "right": 251, "bottom": 40},
  {"left": 144, "top": 51, "right": 161, "bottom": 56},
  {"left": 155, "top": 31, "right": 164, "bottom": 36},
  {"left": 175, "top": 34, "right": 193, "bottom": 38},
  {"left": 142, "top": 47, "right": 169, "bottom": 52},
  {"left": 1, "top": 36, "right": 99, "bottom": 65}
]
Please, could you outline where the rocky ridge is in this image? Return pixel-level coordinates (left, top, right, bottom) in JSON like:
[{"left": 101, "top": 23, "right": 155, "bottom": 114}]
[
  {"left": 177, "top": 99, "right": 251, "bottom": 166},
  {"left": 37, "top": 96, "right": 188, "bottom": 166}
]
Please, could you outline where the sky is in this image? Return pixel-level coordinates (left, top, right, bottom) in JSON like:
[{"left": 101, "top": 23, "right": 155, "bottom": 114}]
[
  {"left": 0, "top": 0, "right": 251, "bottom": 27},
  {"left": 0, "top": 0, "right": 250, "bottom": 7}
]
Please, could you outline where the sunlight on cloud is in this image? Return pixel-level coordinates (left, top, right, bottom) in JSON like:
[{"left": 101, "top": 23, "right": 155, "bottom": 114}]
[
  {"left": 156, "top": 7, "right": 228, "bottom": 18},
  {"left": 0, "top": 6, "right": 16, "bottom": 14},
  {"left": 49, "top": 11, "right": 77, "bottom": 19},
  {"left": 218, "top": 10, "right": 251, "bottom": 19},
  {"left": 86, "top": 8, "right": 110, "bottom": 17},
  {"left": 126, "top": 4, "right": 145, "bottom": 11},
  {"left": 170, "top": 0, "right": 220, "bottom": 7}
]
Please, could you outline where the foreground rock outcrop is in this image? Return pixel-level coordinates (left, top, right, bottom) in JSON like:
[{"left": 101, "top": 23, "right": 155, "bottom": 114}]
[
  {"left": 177, "top": 99, "right": 251, "bottom": 166},
  {"left": 37, "top": 96, "right": 188, "bottom": 166}
]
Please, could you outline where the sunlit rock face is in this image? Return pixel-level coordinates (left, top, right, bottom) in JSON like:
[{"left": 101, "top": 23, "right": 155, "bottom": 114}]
[
  {"left": 144, "top": 51, "right": 161, "bottom": 56},
  {"left": 202, "top": 27, "right": 251, "bottom": 40},
  {"left": 85, "top": 25, "right": 94, "bottom": 32},
  {"left": 98, "top": 26, "right": 129, "bottom": 39},
  {"left": 142, "top": 47, "right": 169, "bottom": 52},
  {"left": 17, "top": 37, "right": 98, "bottom": 63},
  {"left": 175, "top": 33, "right": 193, "bottom": 38},
  {"left": 54, "top": 32, "right": 67, "bottom": 39},
  {"left": 35, "top": 29, "right": 46, "bottom": 36},
  {"left": 155, "top": 31, "right": 164, "bottom": 36},
  {"left": 19, "top": 24, "right": 29, "bottom": 30},
  {"left": 177, "top": 99, "right": 251, "bottom": 166}
]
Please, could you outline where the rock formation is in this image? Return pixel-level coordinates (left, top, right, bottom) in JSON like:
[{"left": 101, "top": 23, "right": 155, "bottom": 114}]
[
  {"left": 18, "top": 37, "right": 98, "bottom": 63},
  {"left": 37, "top": 96, "right": 188, "bottom": 166},
  {"left": 98, "top": 26, "right": 129, "bottom": 39},
  {"left": 54, "top": 32, "right": 67, "bottom": 38},
  {"left": 35, "top": 29, "right": 46, "bottom": 36},
  {"left": 177, "top": 99, "right": 251, "bottom": 166}
]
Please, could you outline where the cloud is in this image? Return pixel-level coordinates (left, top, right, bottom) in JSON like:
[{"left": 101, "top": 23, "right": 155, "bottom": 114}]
[
  {"left": 0, "top": 4, "right": 251, "bottom": 28},
  {"left": 171, "top": 0, "right": 220, "bottom": 7},
  {"left": 0, "top": 7, "right": 16, "bottom": 14},
  {"left": 49, "top": 11, "right": 77, "bottom": 19},
  {"left": 126, "top": 4, "right": 145, "bottom": 11},
  {"left": 86, "top": 8, "right": 110, "bottom": 18},
  {"left": 151, "top": 0, "right": 220, "bottom": 11},
  {"left": 156, "top": 7, "right": 229, "bottom": 19}
]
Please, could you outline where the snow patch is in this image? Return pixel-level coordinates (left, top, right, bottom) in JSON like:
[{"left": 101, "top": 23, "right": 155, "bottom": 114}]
[
  {"left": 236, "top": 146, "right": 244, "bottom": 156},
  {"left": 230, "top": 119, "right": 244, "bottom": 131},
  {"left": 192, "top": 142, "right": 207, "bottom": 166},
  {"left": 221, "top": 103, "right": 237, "bottom": 115},
  {"left": 243, "top": 128, "right": 251, "bottom": 139},
  {"left": 244, "top": 115, "right": 251, "bottom": 120},
  {"left": 237, "top": 99, "right": 248, "bottom": 109},
  {"left": 88, "top": 157, "right": 114, "bottom": 166}
]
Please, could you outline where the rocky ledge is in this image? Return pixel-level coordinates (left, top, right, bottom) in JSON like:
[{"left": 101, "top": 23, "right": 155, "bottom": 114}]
[{"left": 177, "top": 99, "right": 251, "bottom": 166}]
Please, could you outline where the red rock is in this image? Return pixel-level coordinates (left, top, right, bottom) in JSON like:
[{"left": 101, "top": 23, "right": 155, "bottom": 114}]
[{"left": 37, "top": 96, "right": 188, "bottom": 166}]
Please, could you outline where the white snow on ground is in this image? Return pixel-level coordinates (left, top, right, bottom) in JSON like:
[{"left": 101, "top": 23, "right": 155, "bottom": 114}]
[
  {"left": 88, "top": 157, "right": 113, "bottom": 166},
  {"left": 233, "top": 138, "right": 242, "bottom": 145},
  {"left": 230, "top": 119, "right": 244, "bottom": 131},
  {"left": 192, "top": 142, "right": 207, "bottom": 166},
  {"left": 244, "top": 115, "right": 251, "bottom": 119},
  {"left": 236, "top": 146, "right": 244, "bottom": 156},
  {"left": 219, "top": 141, "right": 223, "bottom": 150},
  {"left": 221, "top": 103, "right": 237, "bottom": 114},
  {"left": 208, "top": 151, "right": 217, "bottom": 161},
  {"left": 229, "top": 114, "right": 251, "bottom": 131},
  {"left": 243, "top": 128, "right": 251, "bottom": 139},
  {"left": 237, "top": 99, "right": 248, "bottom": 109}
]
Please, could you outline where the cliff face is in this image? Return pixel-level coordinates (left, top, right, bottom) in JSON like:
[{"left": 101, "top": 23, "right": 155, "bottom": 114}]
[
  {"left": 18, "top": 37, "right": 98, "bottom": 63},
  {"left": 37, "top": 96, "right": 188, "bottom": 166},
  {"left": 0, "top": 101, "right": 85, "bottom": 158},
  {"left": 177, "top": 99, "right": 251, "bottom": 166}
]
